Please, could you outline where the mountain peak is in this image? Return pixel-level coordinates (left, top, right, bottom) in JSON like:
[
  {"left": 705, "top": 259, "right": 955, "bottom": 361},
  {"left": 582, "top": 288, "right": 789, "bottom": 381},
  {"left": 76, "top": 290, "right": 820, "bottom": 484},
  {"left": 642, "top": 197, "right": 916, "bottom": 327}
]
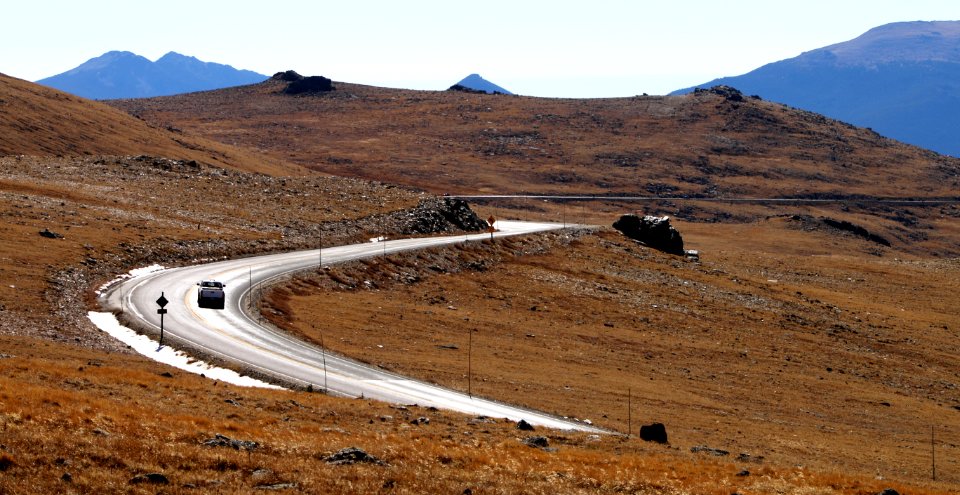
[
  {"left": 672, "top": 20, "right": 960, "bottom": 157},
  {"left": 811, "top": 20, "right": 960, "bottom": 65},
  {"left": 450, "top": 74, "right": 513, "bottom": 95},
  {"left": 38, "top": 51, "right": 269, "bottom": 99},
  {"left": 157, "top": 51, "right": 195, "bottom": 62}
]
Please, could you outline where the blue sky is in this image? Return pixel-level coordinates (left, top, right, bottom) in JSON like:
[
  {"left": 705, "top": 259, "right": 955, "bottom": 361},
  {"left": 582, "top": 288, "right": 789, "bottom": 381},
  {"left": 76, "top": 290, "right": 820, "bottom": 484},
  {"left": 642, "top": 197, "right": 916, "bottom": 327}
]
[{"left": 4, "top": 0, "right": 957, "bottom": 97}]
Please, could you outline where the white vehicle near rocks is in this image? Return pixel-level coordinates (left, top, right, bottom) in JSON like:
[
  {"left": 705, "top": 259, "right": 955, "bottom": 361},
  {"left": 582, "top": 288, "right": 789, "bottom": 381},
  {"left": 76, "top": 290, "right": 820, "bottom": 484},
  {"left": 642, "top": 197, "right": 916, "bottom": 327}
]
[{"left": 196, "top": 280, "right": 226, "bottom": 309}]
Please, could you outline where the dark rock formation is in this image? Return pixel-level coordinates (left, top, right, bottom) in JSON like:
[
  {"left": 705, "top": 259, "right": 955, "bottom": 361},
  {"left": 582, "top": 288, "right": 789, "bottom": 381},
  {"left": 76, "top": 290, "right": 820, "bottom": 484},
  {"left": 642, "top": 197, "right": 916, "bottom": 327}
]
[
  {"left": 39, "top": 228, "right": 64, "bottom": 239},
  {"left": 822, "top": 218, "right": 891, "bottom": 246},
  {"left": 283, "top": 75, "right": 334, "bottom": 94},
  {"left": 272, "top": 70, "right": 304, "bottom": 82},
  {"left": 639, "top": 423, "right": 668, "bottom": 444},
  {"left": 410, "top": 416, "right": 430, "bottom": 425},
  {"left": 786, "top": 215, "right": 891, "bottom": 246},
  {"left": 448, "top": 84, "right": 489, "bottom": 94},
  {"left": 516, "top": 419, "right": 535, "bottom": 431},
  {"left": 129, "top": 473, "right": 169, "bottom": 485},
  {"left": 694, "top": 85, "right": 745, "bottom": 102},
  {"left": 202, "top": 433, "right": 259, "bottom": 451},
  {"left": 612, "top": 214, "right": 684, "bottom": 255},
  {"left": 523, "top": 436, "right": 550, "bottom": 449},
  {"left": 325, "top": 447, "right": 386, "bottom": 466},
  {"left": 403, "top": 198, "right": 488, "bottom": 234}
]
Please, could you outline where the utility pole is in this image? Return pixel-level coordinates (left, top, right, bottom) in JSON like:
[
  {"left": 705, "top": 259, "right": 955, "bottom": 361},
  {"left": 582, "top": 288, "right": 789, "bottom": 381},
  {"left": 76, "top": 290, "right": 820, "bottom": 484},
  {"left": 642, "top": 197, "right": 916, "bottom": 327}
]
[{"left": 318, "top": 326, "right": 328, "bottom": 394}]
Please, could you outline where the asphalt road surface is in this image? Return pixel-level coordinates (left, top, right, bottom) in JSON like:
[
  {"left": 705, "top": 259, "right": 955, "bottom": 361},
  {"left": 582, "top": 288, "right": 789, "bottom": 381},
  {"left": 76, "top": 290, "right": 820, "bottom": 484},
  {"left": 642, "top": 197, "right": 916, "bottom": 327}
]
[{"left": 100, "top": 221, "right": 605, "bottom": 432}]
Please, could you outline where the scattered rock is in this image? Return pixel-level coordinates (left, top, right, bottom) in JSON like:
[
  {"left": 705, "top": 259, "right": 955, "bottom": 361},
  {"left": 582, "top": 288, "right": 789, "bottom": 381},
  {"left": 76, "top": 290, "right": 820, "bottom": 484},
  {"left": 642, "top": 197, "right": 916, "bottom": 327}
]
[
  {"left": 61, "top": 472, "right": 72, "bottom": 483},
  {"left": 612, "top": 214, "right": 684, "bottom": 255},
  {"left": 159, "top": 371, "right": 174, "bottom": 378},
  {"left": 638, "top": 423, "right": 668, "bottom": 444},
  {"left": 736, "top": 469, "right": 750, "bottom": 477},
  {"left": 695, "top": 85, "right": 745, "bottom": 102},
  {"left": 39, "top": 228, "right": 64, "bottom": 239},
  {"left": 255, "top": 482, "right": 298, "bottom": 490},
  {"left": 202, "top": 433, "right": 259, "bottom": 451},
  {"left": 875, "top": 490, "right": 900, "bottom": 495},
  {"left": 736, "top": 452, "right": 764, "bottom": 463},
  {"left": 129, "top": 473, "right": 169, "bottom": 485},
  {"left": 691, "top": 445, "right": 730, "bottom": 456},
  {"left": 523, "top": 436, "right": 550, "bottom": 449},
  {"left": 410, "top": 416, "right": 430, "bottom": 426},
  {"left": 516, "top": 419, "right": 535, "bottom": 431},
  {"left": 325, "top": 447, "right": 386, "bottom": 466}
]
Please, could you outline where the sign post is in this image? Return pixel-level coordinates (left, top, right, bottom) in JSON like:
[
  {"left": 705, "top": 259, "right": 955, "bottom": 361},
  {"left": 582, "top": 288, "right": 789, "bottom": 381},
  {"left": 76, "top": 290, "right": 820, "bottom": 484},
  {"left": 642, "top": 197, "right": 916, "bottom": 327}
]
[
  {"left": 486, "top": 215, "right": 496, "bottom": 240},
  {"left": 156, "top": 293, "right": 169, "bottom": 348}
]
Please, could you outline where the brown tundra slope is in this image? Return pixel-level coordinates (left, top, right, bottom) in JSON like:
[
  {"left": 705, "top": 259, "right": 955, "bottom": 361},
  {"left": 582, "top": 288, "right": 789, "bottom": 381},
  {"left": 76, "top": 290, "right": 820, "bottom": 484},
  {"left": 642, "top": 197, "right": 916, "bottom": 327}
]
[
  {"left": 0, "top": 72, "right": 957, "bottom": 493},
  {"left": 111, "top": 77, "right": 960, "bottom": 255},
  {"left": 110, "top": 78, "right": 960, "bottom": 200}
]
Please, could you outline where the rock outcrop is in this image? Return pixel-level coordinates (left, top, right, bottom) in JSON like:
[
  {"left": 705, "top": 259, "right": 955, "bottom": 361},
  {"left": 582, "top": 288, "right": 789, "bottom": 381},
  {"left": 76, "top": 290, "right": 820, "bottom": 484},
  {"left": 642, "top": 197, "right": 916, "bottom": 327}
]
[
  {"left": 283, "top": 75, "right": 334, "bottom": 94},
  {"left": 403, "top": 197, "right": 488, "bottom": 234},
  {"left": 612, "top": 214, "right": 684, "bottom": 255}
]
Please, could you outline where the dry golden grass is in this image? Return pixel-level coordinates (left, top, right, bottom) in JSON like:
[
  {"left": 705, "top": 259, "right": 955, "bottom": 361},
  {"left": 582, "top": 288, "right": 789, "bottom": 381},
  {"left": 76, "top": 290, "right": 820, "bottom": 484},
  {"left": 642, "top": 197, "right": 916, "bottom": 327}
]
[
  {"left": 2, "top": 74, "right": 959, "bottom": 493},
  {"left": 265, "top": 223, "right": 960, "bottom": 492},
  {"left": 109, "top": 79, "right": 960, "bottom": 201},
  {"left": 0, "top": 334, "right": 945, "bottom": 494}
]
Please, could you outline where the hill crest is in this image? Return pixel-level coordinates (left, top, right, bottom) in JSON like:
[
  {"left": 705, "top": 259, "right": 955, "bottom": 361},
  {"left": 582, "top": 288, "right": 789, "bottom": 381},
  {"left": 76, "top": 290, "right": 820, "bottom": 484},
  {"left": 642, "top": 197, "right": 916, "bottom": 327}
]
[{"left": 0, "top": 73, "right": 300, "bottom": 175}]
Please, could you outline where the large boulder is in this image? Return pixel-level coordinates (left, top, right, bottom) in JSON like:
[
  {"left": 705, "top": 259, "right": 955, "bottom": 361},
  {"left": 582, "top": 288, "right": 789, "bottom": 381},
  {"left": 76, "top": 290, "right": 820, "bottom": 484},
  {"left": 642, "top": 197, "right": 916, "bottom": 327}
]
[
  {"left": 612, "top": 214, "right": 684, "bottom": 255},
  {"left": 639, "top": 422, "right": 668, "bottom": 444},
  {"left": 283, "top": 75, "right": 334, "bottom": 94}
]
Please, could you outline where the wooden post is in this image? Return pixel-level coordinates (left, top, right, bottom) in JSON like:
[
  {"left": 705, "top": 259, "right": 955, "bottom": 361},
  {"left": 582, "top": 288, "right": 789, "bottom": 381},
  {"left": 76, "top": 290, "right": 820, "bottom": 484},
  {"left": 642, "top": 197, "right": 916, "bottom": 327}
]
[
  {"left": 468, "top": 328, "right": 473, "bottom": 397},
  {"left": 932, "top": 425, "right": 936, "bottom": 481}
]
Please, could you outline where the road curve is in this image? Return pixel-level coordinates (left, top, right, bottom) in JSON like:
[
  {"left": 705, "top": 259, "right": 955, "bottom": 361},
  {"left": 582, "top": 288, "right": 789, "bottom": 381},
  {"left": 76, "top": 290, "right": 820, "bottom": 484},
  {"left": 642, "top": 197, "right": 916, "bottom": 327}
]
[{"left": 99, "top": 221, "right": 606, "bottom": 432}]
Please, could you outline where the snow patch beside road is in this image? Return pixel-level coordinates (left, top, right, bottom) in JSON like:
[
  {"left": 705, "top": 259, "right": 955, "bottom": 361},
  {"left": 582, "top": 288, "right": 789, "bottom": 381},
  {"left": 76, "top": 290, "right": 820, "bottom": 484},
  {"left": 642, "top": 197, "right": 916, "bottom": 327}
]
[{"left": 87, "top": 311, "right": 283, "bottom": 390}]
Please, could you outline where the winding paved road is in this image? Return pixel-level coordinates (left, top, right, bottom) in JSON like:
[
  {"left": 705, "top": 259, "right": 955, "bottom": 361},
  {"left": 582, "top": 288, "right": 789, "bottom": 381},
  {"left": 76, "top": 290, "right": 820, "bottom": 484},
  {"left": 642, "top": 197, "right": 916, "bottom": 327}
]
[{"left": 99, "top": 221, "right": 605, "bottom": 432}]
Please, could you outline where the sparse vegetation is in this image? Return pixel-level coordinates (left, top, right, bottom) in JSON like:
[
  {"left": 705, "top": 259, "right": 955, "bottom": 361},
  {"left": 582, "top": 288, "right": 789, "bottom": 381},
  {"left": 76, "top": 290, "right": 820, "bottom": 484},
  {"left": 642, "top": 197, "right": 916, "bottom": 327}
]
[{"left": 1, "top": 72, "right": 958, "bottom": 493}]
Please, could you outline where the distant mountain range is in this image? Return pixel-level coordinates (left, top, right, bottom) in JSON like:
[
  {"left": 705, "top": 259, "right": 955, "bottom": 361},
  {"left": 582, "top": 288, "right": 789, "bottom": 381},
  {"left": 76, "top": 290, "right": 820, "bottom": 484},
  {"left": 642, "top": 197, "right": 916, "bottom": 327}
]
[
  {"left": 673, "top": 21, "right": 960, "bottom": 157},
  {"left": 37, "top": 51, "right": 269, "bottom": 100},
  {"left": 450, "top": 74, "right": 513, "bottom": 95}
]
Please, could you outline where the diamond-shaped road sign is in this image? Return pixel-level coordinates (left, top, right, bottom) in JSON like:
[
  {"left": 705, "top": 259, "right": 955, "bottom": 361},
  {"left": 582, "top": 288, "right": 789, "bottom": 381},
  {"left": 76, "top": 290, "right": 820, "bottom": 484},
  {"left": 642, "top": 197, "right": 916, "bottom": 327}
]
[{"left": 156, "top": 293, "right": 169, "bottom": 308}]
